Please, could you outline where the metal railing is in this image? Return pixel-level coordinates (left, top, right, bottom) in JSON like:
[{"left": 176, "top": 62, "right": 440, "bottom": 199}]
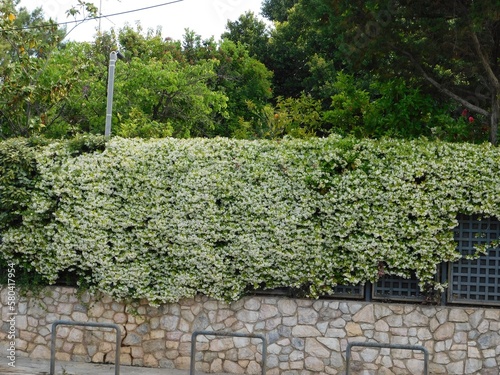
[
  {"left": 346, "top": 341, "right": 429, "bottom": 375},
  {"left": 50, "top": 320, "right": 121, "bottom": 375},
  {"left": 190, "top": 331, "right": 267, "bottom": 375}
]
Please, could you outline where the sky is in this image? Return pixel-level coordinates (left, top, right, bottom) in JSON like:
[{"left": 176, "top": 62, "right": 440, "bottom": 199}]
[{"left": 20, "top": 0, "right": 270, "bottom": 43}]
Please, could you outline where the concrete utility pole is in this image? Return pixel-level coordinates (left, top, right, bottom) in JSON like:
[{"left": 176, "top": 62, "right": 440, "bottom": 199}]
[{"left": 105, "top": 51, "right": 124, "bottom": 138}]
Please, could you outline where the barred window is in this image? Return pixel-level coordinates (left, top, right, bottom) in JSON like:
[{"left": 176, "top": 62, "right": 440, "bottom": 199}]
[{"left": 448, "top": 214, "right": 500, "bottom": 306}]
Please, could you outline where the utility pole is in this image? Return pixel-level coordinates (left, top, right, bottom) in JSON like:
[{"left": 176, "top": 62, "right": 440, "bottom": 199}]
[
  {"left": 98, "top": 0, "right": 102, "bottom": 33},
  {"left": 105, "top": 51, "right": 124, "bottom": 139}
]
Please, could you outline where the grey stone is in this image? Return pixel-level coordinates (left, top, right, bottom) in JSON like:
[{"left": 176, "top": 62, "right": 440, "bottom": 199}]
[
  {"left": 266, "top": 317, "right": 281, "bottom": 330},
  {"left": 159, "top": 359, "right": 175, "bottom": 368},
  {"left": 449, "top": 309, "right": 469, "bottom": 322},
  {"left": 304, "top": 356, "right": 324, "bottom": 371},
  {"left": 405, "top": 310, "right": 428, "bottom": 326},
  {"left": 136, "top": 323, "right": 150, "bottom": 334},
  {"left": 268, "top": 343, "right": 282, "bottom": 355},
  {"left": 291, "top": 325, "right": 321, "bottom": 337},
  {"left": 318, "top": 306, "right": 342, "bottom": 320},
  {"left": 446, "top": 360, "right": 464, "bottom": 374},
  {"left": 469, "top": 310, "right": 484, "bottom": 329},
  {"left": 316, "top": 321, "right": 329, "bottom": 334},
  {"left": 267, "top": 354, "right": 279, "bottom": 367},
  {"left": 348, "top": 303, "right": 364, "bottom": 314},
  {"left": 278, "top": 325, "right": 292, "bottom": 338},
  {"left": 282, "top": 316, "right": 297, "bottom": 326},
  {"left": 352, "top": 305, "right": 375, "bottom": 323},
  {"left": 123, "top": 332, "right": 142, "bottom": 346},
  {"left": 330, "top": 352, "right": 344, "bottom": 368},
  {"left": 267, "top": 331, "right": 280, "bottom": 344},
  {"left": 236, "top": 310, "right": 260, "bottom": 323},
  {"left": 74, "top": 304, "right": 88, "bottom": 313},
  {"left": 289, "top": 350, "right": 304, "bottom": 361},
  {"left": 434, "top": 322, "right": 454, "bottom": 340},
  {"left": 281, "top": 345, "right": 293, "bottom": 355},
  {"left": 477, "top": 332, "right": 500, "bottom": 349},
  {"left": 260, "top": 304, "right": 279, "bottom": 319},
  {"left": 305, "top": 338, "right": 330, "bottom": 358},
  {"left": 291, "top": 338, "right": 305, "bottom": 350},
  {"left": 298, "top": 308, "right": 319, "bottom": 324},
  {"left": 160, "top": 315, "right": 179, "bottom": 331},
  {"left": 373, "top": 305, "right": 393, "bottom": 319},
  {"left": 484, "top": 357, "right": 498, "bottom": 368},
  {"left": 317, "top": 337, "right": 340, "bottom": 351},
  {"left": 465, "top": 359, "right": 483, "bottom": 374},
  {"left": 385, "top": 314, "right": 402, "bottom": 327},
  {"left": 407, "top": 359, "right": 424, "bottom": 375},
  {"left": 435, "top": 309, "right": 448, "bottom": 324},
  {"left": 244, "top": 299, "right": 261, "bottom": 311},
  {"left": 193, "top": 313, "right": 209, "bottom": 331},
  {"left": 143, "top": 339, "right": 165, "bottom": 353},
  {"left": 277, "top": 300, "right": 297, "bottom": 316}
]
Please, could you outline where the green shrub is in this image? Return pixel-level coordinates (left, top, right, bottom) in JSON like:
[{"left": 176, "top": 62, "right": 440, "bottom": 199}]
[
  {"left": 0, "top": 138, "right": 40, "bottom": 233},
  {"left": 0, "top": 136, "right": 499, "bottom": 304}
]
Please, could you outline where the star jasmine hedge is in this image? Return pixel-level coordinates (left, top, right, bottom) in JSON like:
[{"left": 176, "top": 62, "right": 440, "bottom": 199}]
[{"left": 0, "top": 136, "right": 499, "bottom": 304}]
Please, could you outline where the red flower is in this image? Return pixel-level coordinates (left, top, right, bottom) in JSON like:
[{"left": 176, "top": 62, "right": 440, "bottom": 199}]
[{"left": 468, "top": 116, "right": 474, "bottom": 123}]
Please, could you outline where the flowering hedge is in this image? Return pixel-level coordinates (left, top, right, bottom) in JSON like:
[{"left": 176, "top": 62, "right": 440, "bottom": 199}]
[{"left": 1, "top": 136, "right": 499, "bottom": 304}]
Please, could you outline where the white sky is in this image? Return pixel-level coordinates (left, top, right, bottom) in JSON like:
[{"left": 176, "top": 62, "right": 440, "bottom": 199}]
[{"left": 20, "top": 0, "right": 269, "bottom": 42}]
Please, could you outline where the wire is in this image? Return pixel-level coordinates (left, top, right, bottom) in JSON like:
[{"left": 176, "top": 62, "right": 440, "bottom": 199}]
[{"left": 2, "top": 0, "right": 184, "bottom": 31}]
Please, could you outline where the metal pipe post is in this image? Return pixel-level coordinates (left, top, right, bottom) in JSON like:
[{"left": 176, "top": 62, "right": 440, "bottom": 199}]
[{"left": 105, "top": 51, "right": 118, "bottom": 138}]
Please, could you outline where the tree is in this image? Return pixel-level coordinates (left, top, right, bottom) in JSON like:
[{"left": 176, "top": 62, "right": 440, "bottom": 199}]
[
  {"left": 261, "top": 0, "right": 299, "bottom": 22},
  {"left": 305, "top": 0, "right": 499, "bottom": 144},
  {"left": 0, "top": 0, "right": 66, "bottom": 137},
  {"left": 222, "top": 11, "right": 270, "bottom": 60},
  {"left": 41, "top": 28, "right": 230, "bottom": 139},
  {"left": 177, "top": 30, "right": 273, "bottom": 138}
]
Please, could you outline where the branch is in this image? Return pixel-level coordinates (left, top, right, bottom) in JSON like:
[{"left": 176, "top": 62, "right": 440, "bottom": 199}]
[
  {"left": 470, "top": 27, "right": 500, "bottom": 90},
  {"left": 402, "top": 51, "right": 490, "bottom": 117}
]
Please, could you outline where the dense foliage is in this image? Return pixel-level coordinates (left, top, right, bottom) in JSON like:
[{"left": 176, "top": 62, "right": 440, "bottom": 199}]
[
  {"left": 1, "top": 136, "right": 499, "bottom": 304},
  {"left": 0, "top": 1, "right": 497, "bottom": 143}
]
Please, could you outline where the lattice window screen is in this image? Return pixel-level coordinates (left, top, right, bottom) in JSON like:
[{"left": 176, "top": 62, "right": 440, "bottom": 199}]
[
  {"left": 373, "top": 274, "right": 425, "bottom": 301},
  {"left": 332, "top": 284, "right": 364, "bottom": 299},
  {"left": 448, "top": 214, "right": 500, "bottom": 306}
]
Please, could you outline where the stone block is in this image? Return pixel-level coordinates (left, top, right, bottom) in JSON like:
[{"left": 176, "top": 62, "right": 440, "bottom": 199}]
[
  {"left": 305, "top": 338, "right": 330, "bottom": 358},
  {"left": 30, "top": 345, "right": 51, "bottom": 359},
  {"left": 236, "top": 310, "right": 260, "bottom": 323},
  {"left": 277, "top": 299, "right": 297, "bottom": 316},
  {"left": 160, "top": 315, "right": 179, "bottom": 331},
  {"left": 123, "top": 332, "right": 142, "bottom": 346},
  {"left": 292, "top": 325, "right": 321, "bottom": 337},
  {"left": 260, "top": 304, "right": 279, "bottom": 320},
  {"left": 304, "top": 356, "right": 324, "bottom": 372},
  {"left": 345, "top": 322, "right": 362, "bottom": 336},
  {"left": 144, "top": 353, "right": 159, "bottom": 367},
  {"left": 434, "top": 322, "right": 454, "bottom": 340},
  {"left": 143, "top": 339, "right": 165, "bottom": 353},
  {"left": 465, "top": 358, "right": 483, "bottom": 374},
  {"left": 298, "top": 308, "right": 319, "bottom": 324},
  {"left": 446, "top": 360, "right": 464, "bottom": 374},
  {"left": 352, "top": 305, "right": 375, "bottom": 323},
  {"left": 67, "top": 328, "right": 84, "bottom": 343},
  {"left": 113, "top": 312, "right": 127, "bottom": 324}
]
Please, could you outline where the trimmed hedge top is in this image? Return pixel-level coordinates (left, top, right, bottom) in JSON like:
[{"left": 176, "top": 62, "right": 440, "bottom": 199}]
[{"left": 1, "top": 135, "right": 499, "bottom": 304}]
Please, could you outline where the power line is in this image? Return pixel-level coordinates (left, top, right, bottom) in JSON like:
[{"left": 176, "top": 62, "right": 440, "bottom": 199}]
[{"left": 3, "top": 0, "right": 184, "bottom": 32}]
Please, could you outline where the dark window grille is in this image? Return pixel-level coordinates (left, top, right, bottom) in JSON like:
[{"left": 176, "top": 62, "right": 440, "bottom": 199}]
[
  {"left": 331, "top": 284, "right": 364, "bottom": 299},
  {"left": 373, "top": 273, "right": 426, "bottom": 302},
  {"left": 448, "top": 214, "right": 500, "bottom": 306}
]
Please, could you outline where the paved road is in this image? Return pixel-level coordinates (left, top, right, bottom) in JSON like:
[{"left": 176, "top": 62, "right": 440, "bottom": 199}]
[{"left": 0, "top": 357, "right": 232, "bottom": 375}]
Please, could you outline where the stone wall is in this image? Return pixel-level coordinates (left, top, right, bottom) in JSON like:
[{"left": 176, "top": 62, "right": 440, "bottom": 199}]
[{"left": 1, "top": 286, "right": 500, "bottom": 374}]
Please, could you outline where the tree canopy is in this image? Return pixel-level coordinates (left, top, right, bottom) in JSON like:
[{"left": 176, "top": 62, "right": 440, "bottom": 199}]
[{"left": 0, "top": 0, "right": 498, "bottom": 144}]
